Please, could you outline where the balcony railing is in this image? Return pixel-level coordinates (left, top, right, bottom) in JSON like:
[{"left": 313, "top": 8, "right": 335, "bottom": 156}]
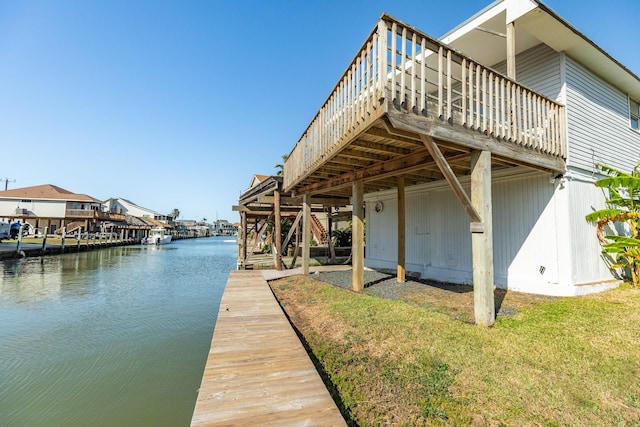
[
  {"left": 65, "top": 210, "right": 127, "bottom": 221},
  {"left": 66, "top": 209, "right": 98, "bottom": 219},
  {"left": 284, "top": 13, "right": 566, "bottom": 190}
]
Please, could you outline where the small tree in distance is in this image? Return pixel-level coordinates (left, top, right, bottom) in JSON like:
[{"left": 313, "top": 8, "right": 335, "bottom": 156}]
[{"left": 585, "top": 162, "right": 640, "bottom": 287}]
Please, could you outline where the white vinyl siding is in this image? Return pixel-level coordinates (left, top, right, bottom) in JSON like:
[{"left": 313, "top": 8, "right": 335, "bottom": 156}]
[
  {"left": 365, "top": 171, "right": 571, "bottom": 294},
  {"left": 566, "top": 171, "right": 613, "bottom": 285},
  {"left": 564, "top": 57, "right": 640, "bottom": 173},
  {"left": 491, "top": 43, "right": 563, "bottom": 101}
]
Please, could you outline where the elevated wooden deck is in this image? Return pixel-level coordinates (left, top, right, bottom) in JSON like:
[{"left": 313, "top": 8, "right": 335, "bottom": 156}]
[
  {"left": 284, "top": 13, "right": 566, "bottom": 198},
  {"left": 190, "top": 270, "right": 346, "bottom": 427}
]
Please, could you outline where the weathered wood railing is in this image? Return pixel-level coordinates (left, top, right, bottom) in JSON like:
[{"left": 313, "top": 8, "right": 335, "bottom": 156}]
[{"left": 284, "top": 13, "right": 566, "bottom": 191}]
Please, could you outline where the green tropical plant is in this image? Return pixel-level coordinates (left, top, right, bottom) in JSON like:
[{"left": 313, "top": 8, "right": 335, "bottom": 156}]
[
  {"left": 331, "top": 226, "right": 352, "bottom": 247},
  {"left": 585, "top": 162, "right": 640, "bottom": 287},
  {"left": 275, "top": 154, "right": 288, "bottom": 176}
]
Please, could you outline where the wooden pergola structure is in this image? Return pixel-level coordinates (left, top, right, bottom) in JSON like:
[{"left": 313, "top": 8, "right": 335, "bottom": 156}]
[
  {"left": 283, "top": 14, "right": 566, "bottom": 326},
  {"left": 235, "top": 175, "right": 350, "bottom": 270}
]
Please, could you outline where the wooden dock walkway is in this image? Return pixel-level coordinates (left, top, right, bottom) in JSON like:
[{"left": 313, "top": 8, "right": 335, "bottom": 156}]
[{"left": 190, "top": 270, "right": 346, "bottom": 427}]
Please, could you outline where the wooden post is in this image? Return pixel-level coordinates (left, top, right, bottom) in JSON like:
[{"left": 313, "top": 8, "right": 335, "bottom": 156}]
[
  {"left": 41, "top": 226, "right": 48, "bottom": 255},
  {"left": 327, "top": 208, "right": 336, "bottom": 263},
  {"left": 77, "top": 226, "right": 82, "bottom": 250},
  {"left": 274, "top": 189, "right": 282, "bottom": 271},
  {"left": 352, "top": 180, "right": 364, "bottom": 291},
  {"left": 15, "top": 224, "right": 23, "bottom": 256},
  {"left": 61, "top": 227, "right": 66, "bottom": 251},
  {"left": 506, "top": 21, "right": 516, "bottom": 79},
  {"left": 302, "top": 194, "right": 311, "bottom": 275},
  {"left": 397, "top": 177, "right": 406, "bottom": 283},
  {"left": 240, "top": 211, "right": 247, "bottom": 266},
  {"left": 471, "top": 150, "right": 495, "bottom": 327}
]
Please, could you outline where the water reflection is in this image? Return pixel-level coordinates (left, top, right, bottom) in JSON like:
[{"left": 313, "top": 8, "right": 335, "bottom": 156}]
[{"left": 0, "top": 237, "right": 237, "bottom": 427}]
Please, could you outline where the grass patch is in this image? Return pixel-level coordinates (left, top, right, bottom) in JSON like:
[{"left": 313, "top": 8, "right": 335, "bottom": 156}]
[{"left": 270, "top": 275, "right": 640, "bottom": 426}]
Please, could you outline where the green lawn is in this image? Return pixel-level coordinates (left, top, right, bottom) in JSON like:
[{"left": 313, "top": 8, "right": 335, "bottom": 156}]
[{"left": 270, "top": 276, "right": 640, "bottom": 426}]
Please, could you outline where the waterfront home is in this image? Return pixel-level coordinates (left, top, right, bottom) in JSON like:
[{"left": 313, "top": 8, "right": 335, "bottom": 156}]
[
  {"left": 282, "top": 0, "right": 640, "bottom": 325},
  {"left": 103, "top": 197, "right": 174, "bottom": 224},
  {"left": 0, "top": 184, "right": 123, "bottom": 234}
]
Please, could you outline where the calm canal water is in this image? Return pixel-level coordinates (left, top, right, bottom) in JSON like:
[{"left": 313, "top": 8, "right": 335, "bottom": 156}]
[{"left": 0, "top": 236, "right": 237, "bottom": 427}]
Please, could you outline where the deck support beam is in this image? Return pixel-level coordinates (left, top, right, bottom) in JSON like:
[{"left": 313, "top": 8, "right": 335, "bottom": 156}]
[
  {"left": 471, "top": 150, "right": 495, "bottom": 327},
  {"left": 397, "top": 177, "right": 406, "bottom": 283},
  {"left": 240, "top": 211, "right": 247, "bottom": 265},
  {"left": 302, "top": 194, "right": 311, "bottom": 275},
  {"left": 274, "top": 189, "right": 282, "bottom": 270},
  {"left": 352, "top": 180, "right": 364, "bottom": 292},
  {"left": 421, "top": 134, "right": 495, "bottom": 326}
]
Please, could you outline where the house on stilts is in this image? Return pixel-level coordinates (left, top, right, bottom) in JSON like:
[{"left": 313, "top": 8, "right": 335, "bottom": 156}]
[{"left": 283, "top": 0, "right": 640, "bottom": 326}]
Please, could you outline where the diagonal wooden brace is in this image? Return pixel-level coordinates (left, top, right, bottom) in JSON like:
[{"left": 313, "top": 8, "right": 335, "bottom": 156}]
[{"left": 420, "top": 134, "right": 483, "bottom": 226}]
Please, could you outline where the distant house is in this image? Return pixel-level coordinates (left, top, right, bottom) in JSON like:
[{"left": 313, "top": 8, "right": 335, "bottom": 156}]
[
  {"left": 103, "top": 198, "right": 172, "bottom": 224},
  {"left": 0, "top": 184, "right": 111, "bottom": 234},
  {"left": 214, "top": 220, "right": 238, "bottom": 236}
]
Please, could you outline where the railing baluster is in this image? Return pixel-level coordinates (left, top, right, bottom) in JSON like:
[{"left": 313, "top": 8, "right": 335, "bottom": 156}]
[
  {"left": 488, "top": 72, "right": 494, "bottom": 136},
  {"left": 515, "top": 86, "right": 521, "bottom": 145},
  {"left": 411, "top": 32, "right": 417, "bottom": 113},
  {"left": 461, "top": 58, "right": 467, "bottom": 126},
  {"left": 544, "top": 100, "right": 553, "bottom": 153},
  {"left": 475, "top": 64, "right": 481, "bottom": 130},
  {"left": 400, "top": 27, "right": 407, "bottom": 110},
  {"left": 377, "top": 21, "right": 387, "bottom": 100},
  {"left": 468, "top": 62, "right": 474, "bottom": 128},
  {"left": 505, "top": 81, "right": 511, "bottom": 141},
  {"left": 500, "top": 78, "right": 506, "bottom": 139},
  {"left": 446, "top": 49, "right": 452, "bottom": 122},
  {"left": 481, "top": 68, "right": 487, "bottom": 133},
  {"left": 420, "top": 37, "right": 426, "bottom": 114},
  {"left": 523, "top": 90, "right": 529, "bottom": 148},
  {"left": 372, "top": 30, "right": 379, "bottom": 102},
  {"left": 437, "top": 46, "right": 443, "bottom": 119},
  {"left": 533, "top": 94, "right": 540, "bottom": 151},
  {"left": 391, "top": 22, "right": 397, "bottom": 102},
  {"left": 366, "top": 40, "right": 372, "bottom": 116}
]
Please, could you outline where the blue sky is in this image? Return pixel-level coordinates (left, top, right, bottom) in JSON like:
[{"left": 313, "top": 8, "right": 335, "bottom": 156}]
[{"left": 0, "top": 0, "right": 638, "bottom": 222}]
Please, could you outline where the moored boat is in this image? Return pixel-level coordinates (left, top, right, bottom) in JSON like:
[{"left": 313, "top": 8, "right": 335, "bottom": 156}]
[{"left": 142, "top": 227, "right": 172, "bottom": 245}]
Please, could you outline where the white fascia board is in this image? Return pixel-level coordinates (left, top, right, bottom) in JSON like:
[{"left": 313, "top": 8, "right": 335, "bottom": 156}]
[
  {"left": 505, "top": 0, "right": 537, "bottom": 23},
  {"left": 440, "top": 0, "right": 537, "bottom": 45},
  {"left": 440, "top": 0, "right": 507, "bottom": 44}
]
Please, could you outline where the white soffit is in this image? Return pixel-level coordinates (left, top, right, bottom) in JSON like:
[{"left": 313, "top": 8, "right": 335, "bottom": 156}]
[
  {"left": 439, "top": 0, "right": 640, "bottom": 100},
  {"left": 518, "top": 5, "right": 640, "bottom": 100}
]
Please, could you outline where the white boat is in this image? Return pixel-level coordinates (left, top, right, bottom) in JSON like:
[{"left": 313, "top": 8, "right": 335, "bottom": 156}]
[{"left": 142, "top": 227, "right": 173, "bottom": 245}]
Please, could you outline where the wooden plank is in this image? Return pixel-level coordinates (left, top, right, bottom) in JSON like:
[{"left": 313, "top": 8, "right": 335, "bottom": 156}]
[{"left": 190, "top": 271, "right": 346, "bottom": 426}]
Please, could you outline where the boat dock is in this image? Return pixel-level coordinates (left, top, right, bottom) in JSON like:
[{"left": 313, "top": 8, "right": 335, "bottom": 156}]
[{"left": 190, "top": 269, "right": 347, "bottom": 426}]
